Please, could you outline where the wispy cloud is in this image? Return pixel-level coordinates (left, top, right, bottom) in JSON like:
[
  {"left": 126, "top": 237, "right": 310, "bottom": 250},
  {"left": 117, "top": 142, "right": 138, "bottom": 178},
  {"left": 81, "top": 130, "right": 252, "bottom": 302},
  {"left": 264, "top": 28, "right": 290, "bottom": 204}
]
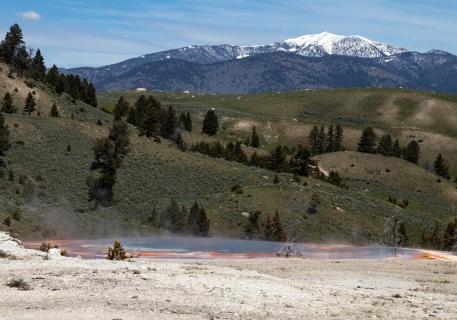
[{"left": 19, "top": 11, "right": 41, "bottom": 21}]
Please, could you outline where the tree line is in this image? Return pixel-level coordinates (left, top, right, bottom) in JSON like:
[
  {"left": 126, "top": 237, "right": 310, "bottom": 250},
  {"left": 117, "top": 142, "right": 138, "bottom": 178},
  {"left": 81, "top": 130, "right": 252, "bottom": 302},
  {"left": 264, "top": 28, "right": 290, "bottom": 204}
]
[
  {"left": 114, "top": 95, "right": 192, "bottom": 142},
  {"left": 146, "top": 199, "right": 210, "bottom": 236},
  {"left": 0, "top": 24, "right": 97, "bottom": 107},
  {"left": 244, "top": 210, "right": 286, "bottom": 242},
  {"left": 357, "top": 127, "right": 453, "bottom": 181}
]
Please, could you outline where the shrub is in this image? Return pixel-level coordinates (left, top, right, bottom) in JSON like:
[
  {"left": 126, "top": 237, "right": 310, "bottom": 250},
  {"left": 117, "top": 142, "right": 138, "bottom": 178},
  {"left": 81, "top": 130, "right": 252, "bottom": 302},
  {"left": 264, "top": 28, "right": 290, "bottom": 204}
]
[
  {"left": 11, "top": 209, "right": 21, "bottom": 221},
  {"left": 6, "top": 278, "right": 31, "bottom": 291},
  {"left": 39, "top": 242, "right": 57, "bottom": 252},
  {"left": 3, "top": 216, "right": 11, "bottom": 226},
  {"left": 107, "top": 240, "right": 127, "bottom": 261},
  {"left": 230, "top": 184, "right": 243, "bottom": 194},
  {"left": 273, "top": 174, "right": 280, "bottom": 184}
]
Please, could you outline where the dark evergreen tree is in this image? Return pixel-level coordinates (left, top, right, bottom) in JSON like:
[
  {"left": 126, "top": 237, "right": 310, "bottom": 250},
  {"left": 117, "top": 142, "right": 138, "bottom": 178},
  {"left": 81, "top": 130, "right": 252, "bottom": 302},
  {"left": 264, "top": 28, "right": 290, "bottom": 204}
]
[
  {"left": 24, "top": 92, "right": 36, "bottom": 115},
  {"left": 108, "top": 120, "right": 130, "bottom": 166},
  {"left": 398, "top": 222, "right": 408, "bottom": 247},
  {"left": 377, "top": 134, "right": 393, "bottom": 156},
  {"left": 403, "top": 140, "right": 420, "bottom": 164},
  {"left": 327, "top": 170, "right": 342, "bottom": 187},
  {"left": 334, "top": 124, "right": 343, "bottom": 151},
  {"left": 187, "top": 202, "right": 200, "bottom": 235},
  {"left": 434, "top": 153, "right": 450, "bottom": 180},
  {"left": 316, "top": 125, "right": 327, "bottom": 154},
  {"left": 113, "top": 96, "right": 129, "bottom": 120},
  {"left": 308, "top": 125, "right": 319, "bottom": 155},
  {"left": 202, "top": 109, "right": 219, "bottom": 136},
  {"left": 0, "top": 24, "right": 24, "bottom": 64},
  {"left": 357, "top": 127, "right": 377, "bottom": 153},
  {"left": 392, "top": 139, "right": 402, "bottom": 158},
  {"left": 87, "top": 138, "right": 117, "bottom": 208},
  {"left": 56, "top": 74, "right": 68, "bottom": 95},
  {"left": 184, "top": 112, "right": 192, "bottom": 131},
  {"left": 326, "top": 125, "right": 334, "bottom": 152},
  {"left": 13, "top": 46, "right": 30, "bottom": 73},
  {"left": 50, "top": 103, "right": 59, "bottom": 117},
  {"left": 196, "top": 206, "right": 210, "bottom": 236},
  {"left": 250, "top": 126, "right": 260, "bottom": 148},
  {"left": 46, "top": 65, "right": 59, "bottom": 88},
  {"left": 266, "top": 145, "right": 286, "bottom": 172},
  {"left": 1, "top": 92, "right": 15, "bottom": 114},
  {"left": 163, "top": 198, "right": 180, "bottom": 232},
  {"left": 244, "top": 210, "right": 262, "bottom": 239},
  {"left": 289, "top": 147, "right": 315, "bottom": 177},
  {"left": 85, "top": 83, "right": 97, "bottom": 107},
  {"left": 138, "top": 96, "right": 162, "bottom": 137},
  {"left": 263, "top": 213, "right": 274, "bottom": 241},
  {"left": 31, "top": 49, "right": 46, "bottom": 80},
  {"left": 161, "top": 105, "right": 177, "bottom": 139},
  {"left": 443, "top": 219, "right": 456, "bottom": 251},
  {"left": 272, "top": 210, "right": 286, "bottom": 242}
]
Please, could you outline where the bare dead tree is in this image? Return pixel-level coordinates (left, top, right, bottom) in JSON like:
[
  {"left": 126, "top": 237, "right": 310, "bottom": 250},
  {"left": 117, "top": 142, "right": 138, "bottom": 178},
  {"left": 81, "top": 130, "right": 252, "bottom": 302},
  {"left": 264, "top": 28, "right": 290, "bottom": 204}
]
[
  {"left": 377, "top": 208, "right": 404, "bottom": 256},
  {"left": 276, "top": 218, "right": 303, "bottom": 258}
]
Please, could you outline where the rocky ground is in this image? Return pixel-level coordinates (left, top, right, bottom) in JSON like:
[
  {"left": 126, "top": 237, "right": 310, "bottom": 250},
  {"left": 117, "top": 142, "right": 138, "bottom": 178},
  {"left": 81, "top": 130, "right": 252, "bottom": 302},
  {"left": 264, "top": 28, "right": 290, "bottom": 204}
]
[{"left": 1, "top": 232, "right": 456, "bottom": 319}]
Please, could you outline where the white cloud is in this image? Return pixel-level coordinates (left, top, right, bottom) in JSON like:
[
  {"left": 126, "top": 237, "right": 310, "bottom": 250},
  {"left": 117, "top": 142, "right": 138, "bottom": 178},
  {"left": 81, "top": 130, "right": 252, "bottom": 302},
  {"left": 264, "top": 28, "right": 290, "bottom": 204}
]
[{"left": 19, "top": 11, "right": 41, "bottom": 21}]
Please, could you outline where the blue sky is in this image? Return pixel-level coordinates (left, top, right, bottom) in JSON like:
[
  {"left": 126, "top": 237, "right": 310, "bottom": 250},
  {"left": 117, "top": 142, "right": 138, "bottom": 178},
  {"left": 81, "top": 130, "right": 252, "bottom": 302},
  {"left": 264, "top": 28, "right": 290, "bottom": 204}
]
[{"left": 1, "top": 0, "right": 456, "bottom": 68}]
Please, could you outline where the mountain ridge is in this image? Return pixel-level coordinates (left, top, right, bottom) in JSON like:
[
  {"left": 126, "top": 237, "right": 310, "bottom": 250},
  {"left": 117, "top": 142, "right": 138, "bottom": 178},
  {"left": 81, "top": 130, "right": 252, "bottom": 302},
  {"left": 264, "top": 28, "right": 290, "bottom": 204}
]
[{"left": 64, "top": 32, "right": 457, "bottom": 94}]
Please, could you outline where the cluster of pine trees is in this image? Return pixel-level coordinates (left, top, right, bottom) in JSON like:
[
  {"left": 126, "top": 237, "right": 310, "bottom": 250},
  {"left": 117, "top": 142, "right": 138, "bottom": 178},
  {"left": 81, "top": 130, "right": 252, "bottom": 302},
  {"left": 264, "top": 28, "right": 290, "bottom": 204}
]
[
  {"left": 433, "top": 153, "right": 452, "bottom": 181},
  {"left": 147, "top": 199, "right": 210, "bottom": 236},
  {"left": 308, "top": 125, "right": 343, "bottom": 155},
  {"left": 358, "top": 128, "right": 455, "bottom": 182},
  {"left": 46, "top": 66, "right": 97, "bottom": 107},
  {"left": 190, "top": 140, "right": 317, "bottom": 178},
  {"left": 122, "top": 95, "right": 192, "bottom": 141},
  {"left": 358, "top": 128, "right": 421, "bottom": 163},
  {"left": 2, "top": 91, "right": 40, "bottom": 116},
  {"left": 202, "top": 109, "right": 219, "bottom": 136},
  {"left": 0, "top": 24, "right": 97, "bottom": 107},
  {"left": 87, "top": 120, "right": 130, "bottom": 208},
  {"left": 244, "top": 210, "right": 286, "bottom": 241}
]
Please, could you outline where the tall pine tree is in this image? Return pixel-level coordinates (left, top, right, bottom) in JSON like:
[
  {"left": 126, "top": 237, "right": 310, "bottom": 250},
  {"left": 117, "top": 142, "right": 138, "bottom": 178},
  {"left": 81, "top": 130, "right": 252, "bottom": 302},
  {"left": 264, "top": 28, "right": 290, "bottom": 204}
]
[
  {"left": 202, "top": 109, "right": 219, "bottom": 136},
  {"left": 334, "top": 124, "right": 343, "bottom": 151},
  {"left": 24, "top": 92, "right": 36, "bottom": 115},
  {"left": 113, "top": 96, "right": 129, "bottom": 120},
  {"left": 308, "top": 125, "right": 319, "bottom": 155},
  {"left": 250, "top": 126, "right": 260, "bottom": 148},
  {"left": 434, "top": 153, "right": 450, "bottom": 180},
  {"left": 403, "top": 140, "right": 420, "bottom": 164},
  {"left": 357, "top": 127, "right": 377, "bottom": 153},
  {"left": 1, "top": 93, "right": 15, "bottom": 114}
]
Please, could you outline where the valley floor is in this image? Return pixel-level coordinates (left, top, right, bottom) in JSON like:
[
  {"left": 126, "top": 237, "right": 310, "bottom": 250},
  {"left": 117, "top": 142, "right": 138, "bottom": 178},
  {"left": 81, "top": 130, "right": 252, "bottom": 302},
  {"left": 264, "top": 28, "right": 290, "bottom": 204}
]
[{"left": 1, "top": 237, "right": 457, "bottom": 320}]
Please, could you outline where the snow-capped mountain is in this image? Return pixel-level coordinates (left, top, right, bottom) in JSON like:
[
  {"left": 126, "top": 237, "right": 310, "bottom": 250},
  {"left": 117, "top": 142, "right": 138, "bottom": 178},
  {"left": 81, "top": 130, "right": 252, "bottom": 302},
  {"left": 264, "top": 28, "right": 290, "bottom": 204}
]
[
  {"left": 131, "top": 32, "right": 407, "bottom": 64},
  {"left": 278, "top": 32, "right": 407, "bottom": 57},
  {"left": 67, "top": 32, "right": 408, "bottom": 80},
  {"left": 65, "top": 32, "right": 457, "bottom": 94}
]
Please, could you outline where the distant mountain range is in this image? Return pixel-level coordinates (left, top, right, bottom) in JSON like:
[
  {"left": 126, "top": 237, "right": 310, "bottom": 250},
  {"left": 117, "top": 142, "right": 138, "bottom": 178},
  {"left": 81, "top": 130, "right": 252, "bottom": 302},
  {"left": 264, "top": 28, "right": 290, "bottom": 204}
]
[{"left": 65, "top": 32, "right": 457, "bottom": 94}]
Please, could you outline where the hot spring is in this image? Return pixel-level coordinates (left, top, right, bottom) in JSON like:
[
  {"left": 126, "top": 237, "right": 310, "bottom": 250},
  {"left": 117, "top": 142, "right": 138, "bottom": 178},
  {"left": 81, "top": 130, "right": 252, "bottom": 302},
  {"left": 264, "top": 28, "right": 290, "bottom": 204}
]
[{"left": 25, "top": 236, "right": 457, "bottom": 260}]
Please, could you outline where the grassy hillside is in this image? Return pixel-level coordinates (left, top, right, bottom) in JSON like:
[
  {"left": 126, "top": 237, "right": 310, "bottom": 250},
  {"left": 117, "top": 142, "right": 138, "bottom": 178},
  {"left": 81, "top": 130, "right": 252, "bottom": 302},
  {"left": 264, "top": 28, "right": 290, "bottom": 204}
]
[
  {"left": 99, "top": 88, "right": 457, "bottom": 175},
  {"left": 1, "top": 64, "right": 456, "bottom": 246}
]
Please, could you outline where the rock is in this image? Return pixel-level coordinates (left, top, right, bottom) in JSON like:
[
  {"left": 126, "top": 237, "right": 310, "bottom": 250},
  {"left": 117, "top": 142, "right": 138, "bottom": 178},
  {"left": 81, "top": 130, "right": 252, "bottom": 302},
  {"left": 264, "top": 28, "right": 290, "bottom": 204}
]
[
  {"left": 47, "top": 248, "right": 64, "bottom": 260},
  {"left": 0, "top": 232, "right": 46, "bottom": 260}
]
